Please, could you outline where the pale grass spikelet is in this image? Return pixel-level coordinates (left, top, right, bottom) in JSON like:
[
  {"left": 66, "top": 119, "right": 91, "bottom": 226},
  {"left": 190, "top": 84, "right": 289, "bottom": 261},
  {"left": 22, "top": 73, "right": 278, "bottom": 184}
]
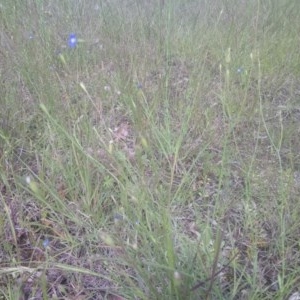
[
  {"left": 250, "top": 52, "right": 253, "bottom": 61},
  {"left": 40, "top": 103, "right": 48, "bottom": 114},
  {"left": 131, "top": 242, "right": 138, "bottom": 250},
  {"left": 225, "top": 47, "right": 231, "bottom": 64},
  {"left": 226, "top": 69, "right": 230, "bottom": 79},
  {"left": 140, "top": 136, "right": 148, "bottom": 149},
  {"left": 108, "top": 140, "right": 114, "bottom": 154},
  {"left": 26, "top": 176, "right": 39, "bottom": 195},
  {"left": 79, "top": 82, "right": 88, "bottom": 95},
  {"left": 58, "top": 53, "right": 67, "bottom": 66},
  {"left": 250, "top": 50, "right": 259, "bottom": 62},
  {"left": 99, "top": 232, "right": 115, "bottom": 246}
]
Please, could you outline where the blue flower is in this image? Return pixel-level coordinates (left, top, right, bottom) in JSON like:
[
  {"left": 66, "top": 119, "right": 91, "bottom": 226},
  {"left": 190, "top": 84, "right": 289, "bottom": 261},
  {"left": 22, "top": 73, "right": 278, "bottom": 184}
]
[
  {"left": 68, "top": 33, "right": 78, "bottom": 49},
  {"left": 28, "top": 33, "right": 35, "bottom": 40},
  {"left": 43, "top": 238, "right": 50, "bottom": 248}
]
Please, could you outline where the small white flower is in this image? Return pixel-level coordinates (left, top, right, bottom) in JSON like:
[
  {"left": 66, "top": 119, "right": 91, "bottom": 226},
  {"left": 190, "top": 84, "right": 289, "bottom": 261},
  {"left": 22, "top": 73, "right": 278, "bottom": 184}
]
[{"left": 25, "top": 176, "right": 31, "bottom": 184}]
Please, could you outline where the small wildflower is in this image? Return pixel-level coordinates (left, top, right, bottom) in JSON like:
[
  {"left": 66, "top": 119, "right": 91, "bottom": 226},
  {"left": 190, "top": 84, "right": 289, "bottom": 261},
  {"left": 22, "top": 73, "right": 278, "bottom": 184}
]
[
  {"left": 174, "top": 271, "right": 182, "bottom": 286},
  {"left": 104, "top": 85, "right": 111, "bottom": 91},
  {"left": 68, "top": 33, "right": 78, "bottom": 49},
  {"left": 174, "top": 271, "right": 181, "bottom": 280},
  {"left": 114, "top": 213, "right": 124, "bottom": 224},
  {"left": 43, "top": 238, "right": 50, "bottom": 248},
  {"left": 237, "top": 67, "right": 243, "bottom": 74},
  {"left": 28, "top": 33, "right": 35, "bottom": 40},
  {"left": 137, "top": 82, "right": 143, "bottom": 89}
]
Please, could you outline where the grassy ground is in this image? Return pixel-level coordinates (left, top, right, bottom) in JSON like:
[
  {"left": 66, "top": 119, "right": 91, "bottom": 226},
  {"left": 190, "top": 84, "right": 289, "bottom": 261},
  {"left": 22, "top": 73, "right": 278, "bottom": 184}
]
[{"left": 1, "top": 0, "right": 300, "bottom": 299}]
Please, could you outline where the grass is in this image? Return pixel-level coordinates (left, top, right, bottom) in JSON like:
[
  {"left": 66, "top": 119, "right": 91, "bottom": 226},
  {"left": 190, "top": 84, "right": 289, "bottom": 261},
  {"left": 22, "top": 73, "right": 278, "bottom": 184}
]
[{"left": 1, "top": 0, "right": 300, "bottom": 299}]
